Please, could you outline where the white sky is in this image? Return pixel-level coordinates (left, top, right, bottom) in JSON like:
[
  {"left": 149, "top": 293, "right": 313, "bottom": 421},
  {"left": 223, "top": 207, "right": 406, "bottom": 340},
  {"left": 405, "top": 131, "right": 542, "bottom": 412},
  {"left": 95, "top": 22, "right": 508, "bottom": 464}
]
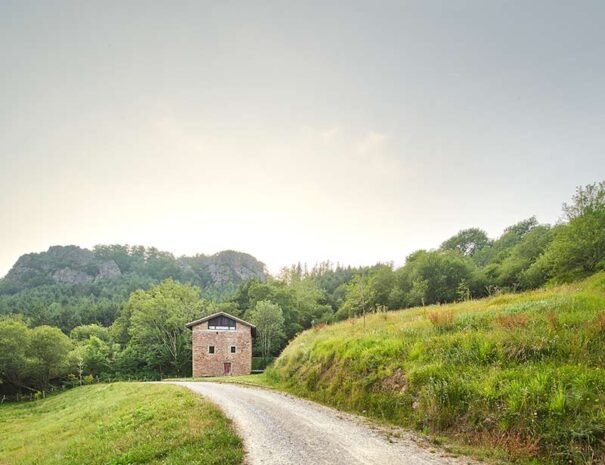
[{"left": 1, "top": 1, "right": 604, "bottom": 276}]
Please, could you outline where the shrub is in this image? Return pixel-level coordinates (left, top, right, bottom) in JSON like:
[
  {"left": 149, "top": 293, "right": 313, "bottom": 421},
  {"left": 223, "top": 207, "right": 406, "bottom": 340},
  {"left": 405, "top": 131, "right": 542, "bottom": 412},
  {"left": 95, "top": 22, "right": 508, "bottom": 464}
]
[
  {"left": 547, "top": 310, "right": 561, "bottom": 331},
  {"left": 427, "top": 310, "right": 455, "bottom": 331},
  {"left": 495, "top": 313, "right": 529, "bottom": 329},
  {"left": 593, "top": 312, "right": 605, "bottom": 334}
]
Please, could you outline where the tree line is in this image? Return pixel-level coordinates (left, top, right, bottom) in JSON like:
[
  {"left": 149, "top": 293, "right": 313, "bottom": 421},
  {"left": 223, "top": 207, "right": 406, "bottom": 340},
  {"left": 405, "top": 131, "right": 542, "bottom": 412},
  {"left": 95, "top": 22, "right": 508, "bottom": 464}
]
[{"left": 0, "top": 181, "right": 604, "bottom": 398}]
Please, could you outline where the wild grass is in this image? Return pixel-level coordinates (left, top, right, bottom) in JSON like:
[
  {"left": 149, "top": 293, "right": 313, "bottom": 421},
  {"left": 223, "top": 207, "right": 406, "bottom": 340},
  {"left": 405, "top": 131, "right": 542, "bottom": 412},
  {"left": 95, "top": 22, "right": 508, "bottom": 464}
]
[
  {"left": 263, "top": 273, "right": 605, "bottom": 465},
  {"left": 0, "top": 382, "right": 243, "bottom": 465},
  {"left": 427, "top": 310, "right": 455, "bottom": 330}
]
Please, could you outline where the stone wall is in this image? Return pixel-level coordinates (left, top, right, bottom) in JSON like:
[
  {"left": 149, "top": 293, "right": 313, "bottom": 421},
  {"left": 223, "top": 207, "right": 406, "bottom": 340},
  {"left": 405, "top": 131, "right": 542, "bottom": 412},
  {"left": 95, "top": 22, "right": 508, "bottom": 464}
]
[{"left": 191, "top": 323, "right": 252, "bottom": 377}]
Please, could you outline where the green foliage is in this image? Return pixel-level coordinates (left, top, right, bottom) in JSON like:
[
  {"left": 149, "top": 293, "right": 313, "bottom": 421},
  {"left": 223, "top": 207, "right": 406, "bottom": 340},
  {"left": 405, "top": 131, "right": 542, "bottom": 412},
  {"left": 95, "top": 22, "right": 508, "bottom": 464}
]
[
  {"left": 265, "top": 274, "right": 605, "bottom": 464},
  {"left": 563, "top": 181, "right": 605, "bottom": 220},
  {"left": 396, "top": 250, "right": 483, "bottom": 306},
  {"left": 0, "top": 318, "right": 72, "bottom": 393},
  {"left": 252, "top": 356, "right": 276, "bottom": 371},
  {"left": 73, "top": 336, "right": 117, "bottom": 377},
  {"left": 1, "top": 180, "right": 605, "bottom": 399},
  {"left": 70, "top": 323, "right": 110, "bottom": 342},
  {"left": 474, "top": 217, "right": 540, "bottom": 267},
  {"left": 28, "top": 326, "right": 73, "bottom": 388},
  {"left": 125, "top": 279, "right": 203, "bottom": 376},
  {"left": 337, "top": 274, "right": 377, "bottom": 319},
  {"left": 0, "top": 383, "right": 243, "bottom": 465},
  {"left": 233, "top": 277, "right": 330, "bottom": 342},
  {"left": 440, "top": 228, "right": 491, "bottom": 256},
  {"left": 0, "top": 246, "right": 266, "bottom": 332},
  {"left": 538, "top": 211, "right": 605, "bottom": 282},
  {"left": 246, "top": 300, "right": 285, "bottom": 361},
  {"left": 0, "top": 318, "right": 32, "bottom": 392},
  {"left": 493, "top": 225, "right": 554, "bottom": 290}
]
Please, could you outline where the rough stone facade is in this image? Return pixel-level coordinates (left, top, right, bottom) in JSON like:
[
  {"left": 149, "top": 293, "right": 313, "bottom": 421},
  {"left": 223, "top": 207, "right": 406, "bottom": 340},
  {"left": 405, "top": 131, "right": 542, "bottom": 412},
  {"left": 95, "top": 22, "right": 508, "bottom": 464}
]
[{"left": 190, "top": 314, "right": 253, "bottom": 377}]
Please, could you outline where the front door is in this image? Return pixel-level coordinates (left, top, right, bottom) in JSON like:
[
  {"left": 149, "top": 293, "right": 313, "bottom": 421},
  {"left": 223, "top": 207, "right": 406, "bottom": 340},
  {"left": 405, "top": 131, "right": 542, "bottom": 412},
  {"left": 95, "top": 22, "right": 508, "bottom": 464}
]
[{"left": 223, "top": 362, "right": 232, "bottom": 375}]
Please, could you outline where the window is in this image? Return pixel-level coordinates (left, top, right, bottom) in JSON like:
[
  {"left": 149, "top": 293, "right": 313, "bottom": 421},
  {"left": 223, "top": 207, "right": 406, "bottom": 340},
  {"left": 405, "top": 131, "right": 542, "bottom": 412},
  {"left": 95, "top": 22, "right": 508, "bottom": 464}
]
[
  {"left": 230, "top": 346, "right": 236, "bottom": 353},
  {"left": 208, "top": 345, "right": 215, "bottom": 354},
  {"left": 208, "top": 315, "right": 236, "bottom": 330}
]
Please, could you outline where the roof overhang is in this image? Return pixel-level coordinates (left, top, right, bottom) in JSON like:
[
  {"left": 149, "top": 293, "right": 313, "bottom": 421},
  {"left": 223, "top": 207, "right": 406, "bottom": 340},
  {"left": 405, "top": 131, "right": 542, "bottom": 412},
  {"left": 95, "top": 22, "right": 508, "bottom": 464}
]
[{"left": 186, "top": 311, "right": 256, "bottom": 337}]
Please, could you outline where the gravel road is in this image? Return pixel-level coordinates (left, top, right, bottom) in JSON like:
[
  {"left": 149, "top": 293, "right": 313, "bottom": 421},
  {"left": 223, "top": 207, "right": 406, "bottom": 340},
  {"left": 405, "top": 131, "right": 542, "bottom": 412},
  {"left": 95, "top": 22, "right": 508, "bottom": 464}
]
[{"left": 175, "top": 382, "right": 476, "bottom": 465}]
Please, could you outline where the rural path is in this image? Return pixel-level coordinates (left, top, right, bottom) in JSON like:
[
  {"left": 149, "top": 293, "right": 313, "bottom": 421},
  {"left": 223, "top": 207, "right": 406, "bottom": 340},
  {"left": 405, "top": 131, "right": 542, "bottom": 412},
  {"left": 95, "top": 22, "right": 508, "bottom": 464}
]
[{"left": 174, "top": 382, "right": 476, "bottom": 465}]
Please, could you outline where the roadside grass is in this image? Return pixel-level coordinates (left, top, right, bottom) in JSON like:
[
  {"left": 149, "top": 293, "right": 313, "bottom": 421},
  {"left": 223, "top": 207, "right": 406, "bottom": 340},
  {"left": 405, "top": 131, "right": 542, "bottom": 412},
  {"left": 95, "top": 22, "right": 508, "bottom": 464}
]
[
  {"left": 166, "top": 374, "right": 271, "bottom": 387},
  {"left": 0, "top": 382, "right": 243, "bottom": 465},
  {"left": 260, "top": 273, "right": 605, "bottom": 465}
]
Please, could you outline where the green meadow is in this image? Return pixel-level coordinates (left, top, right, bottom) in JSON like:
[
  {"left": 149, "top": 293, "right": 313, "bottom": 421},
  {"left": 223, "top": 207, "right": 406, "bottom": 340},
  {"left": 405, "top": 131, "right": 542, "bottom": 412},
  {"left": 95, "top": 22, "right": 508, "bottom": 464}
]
[
  {"left": 263, "top": 273, "right": 605, "bottom": 464},
  {"left": 0, "top": 383, "right": 243, "bottom": 465}
]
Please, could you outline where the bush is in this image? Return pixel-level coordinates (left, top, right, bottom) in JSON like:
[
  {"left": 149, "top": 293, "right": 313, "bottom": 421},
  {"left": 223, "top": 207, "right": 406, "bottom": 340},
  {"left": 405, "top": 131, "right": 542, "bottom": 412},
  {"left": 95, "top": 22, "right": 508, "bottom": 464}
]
[
  {"left": 427, "top": 310, "right": 455, "bottom": 331},
  {"left": 252, "top": 357, "right": 275, "bottom": 371}
]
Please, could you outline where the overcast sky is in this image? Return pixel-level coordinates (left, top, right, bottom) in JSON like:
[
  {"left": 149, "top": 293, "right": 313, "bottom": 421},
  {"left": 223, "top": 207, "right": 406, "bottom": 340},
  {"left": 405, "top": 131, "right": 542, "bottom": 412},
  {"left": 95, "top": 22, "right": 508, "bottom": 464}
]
[{"left": 1, "top": 0, "right": 604, "bottom": 276}]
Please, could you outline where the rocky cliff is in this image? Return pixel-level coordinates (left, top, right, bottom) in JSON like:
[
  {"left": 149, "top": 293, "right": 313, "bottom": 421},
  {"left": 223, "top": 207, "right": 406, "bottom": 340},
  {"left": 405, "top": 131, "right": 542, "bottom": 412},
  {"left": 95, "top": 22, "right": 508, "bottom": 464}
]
[{"left": 0, "top": 245, "right": 266, "bottom": 296}]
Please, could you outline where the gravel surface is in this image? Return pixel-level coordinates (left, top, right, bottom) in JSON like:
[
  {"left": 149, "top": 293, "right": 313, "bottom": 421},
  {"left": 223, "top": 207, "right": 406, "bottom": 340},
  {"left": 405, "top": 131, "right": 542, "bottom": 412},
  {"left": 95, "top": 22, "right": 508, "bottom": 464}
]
[{"left": 175, "top": 382, "right": 479, "bottom": 465}]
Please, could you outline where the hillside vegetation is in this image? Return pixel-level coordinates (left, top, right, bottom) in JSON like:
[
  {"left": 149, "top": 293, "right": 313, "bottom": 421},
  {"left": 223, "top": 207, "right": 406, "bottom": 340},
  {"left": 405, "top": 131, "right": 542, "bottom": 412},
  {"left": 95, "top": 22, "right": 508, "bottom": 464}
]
[
  {"left": 1, "top": 181, "right": 603, "bottom": 397},
  {"left": 0, "top": 383, "right": 243, "bottom": 465},
  {"left": 0, "top": 245, "right": 267, "bottom": 331},
  {"left": 265, "top": 273, "right": 605, "bottom": 464}
]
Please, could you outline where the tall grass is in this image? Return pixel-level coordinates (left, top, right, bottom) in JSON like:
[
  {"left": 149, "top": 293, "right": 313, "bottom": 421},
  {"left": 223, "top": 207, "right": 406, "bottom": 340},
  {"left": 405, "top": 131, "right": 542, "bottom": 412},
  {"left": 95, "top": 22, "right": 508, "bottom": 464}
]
[
  {"left": 0, "top": 383, "right": 243, "bottom": 465},
  {"left": 265, "top": 273, "right": 605, "bottom": 464}
]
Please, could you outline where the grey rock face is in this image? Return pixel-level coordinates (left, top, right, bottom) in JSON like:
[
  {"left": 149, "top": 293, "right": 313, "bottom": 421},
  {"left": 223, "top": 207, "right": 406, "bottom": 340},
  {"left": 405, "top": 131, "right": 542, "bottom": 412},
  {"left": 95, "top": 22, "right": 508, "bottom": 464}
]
[
  {"left": 97, "top": 260, "right": 121, "bottom": 279},
  {"left": 1, "top": 245, "right": 267, "bottom": 297},
  {"left": 53, "top": 267, "right": 94, "bottom": 284}
]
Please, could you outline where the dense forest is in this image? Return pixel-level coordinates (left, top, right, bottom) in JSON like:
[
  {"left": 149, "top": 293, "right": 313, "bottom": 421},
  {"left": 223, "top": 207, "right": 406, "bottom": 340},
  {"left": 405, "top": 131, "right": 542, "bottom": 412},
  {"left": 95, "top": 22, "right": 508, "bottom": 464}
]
[{"left": 0, "top": 181, "right": 604, "bottom": 397}]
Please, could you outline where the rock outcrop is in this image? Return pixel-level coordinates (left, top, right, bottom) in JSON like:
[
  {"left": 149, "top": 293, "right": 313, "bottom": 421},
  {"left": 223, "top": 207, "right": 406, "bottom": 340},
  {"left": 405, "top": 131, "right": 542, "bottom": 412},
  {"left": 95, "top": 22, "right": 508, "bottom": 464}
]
[{"left": 0, "top": 245, "right": 265, "bottom": 297}]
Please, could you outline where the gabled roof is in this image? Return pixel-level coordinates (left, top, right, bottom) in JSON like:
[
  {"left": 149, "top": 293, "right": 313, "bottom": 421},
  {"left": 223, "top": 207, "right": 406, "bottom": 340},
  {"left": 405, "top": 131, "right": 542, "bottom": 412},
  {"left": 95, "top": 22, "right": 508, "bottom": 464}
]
[{"left": 185, "top": 311, "right": 256, "bottom": 333}]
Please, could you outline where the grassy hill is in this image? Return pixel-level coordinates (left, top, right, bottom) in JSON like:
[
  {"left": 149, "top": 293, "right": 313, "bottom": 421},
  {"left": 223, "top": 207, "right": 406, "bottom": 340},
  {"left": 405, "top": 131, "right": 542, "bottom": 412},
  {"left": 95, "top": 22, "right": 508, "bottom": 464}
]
[
  {"left": 0, "top": 383, "right": 243, "bottom": 465},
  {"left": 264, "top": 273, "right": 605, "bottom": 464}
]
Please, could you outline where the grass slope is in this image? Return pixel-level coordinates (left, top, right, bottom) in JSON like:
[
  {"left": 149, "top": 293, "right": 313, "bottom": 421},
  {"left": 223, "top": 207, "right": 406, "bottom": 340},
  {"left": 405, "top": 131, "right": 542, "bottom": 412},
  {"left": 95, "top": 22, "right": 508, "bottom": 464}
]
[
  {"left": 0, "top": 383, "right": 243, "bottom": 465},
  {"left": 265, "top": 273, "right": 605, "bottom": 465}
]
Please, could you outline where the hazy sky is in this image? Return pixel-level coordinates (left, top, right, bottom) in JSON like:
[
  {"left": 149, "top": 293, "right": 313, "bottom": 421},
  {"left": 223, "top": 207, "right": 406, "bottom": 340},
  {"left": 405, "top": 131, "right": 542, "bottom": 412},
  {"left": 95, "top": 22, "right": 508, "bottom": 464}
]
[{"left": 1, "top": 1, "right": 604, "bottom": 276}]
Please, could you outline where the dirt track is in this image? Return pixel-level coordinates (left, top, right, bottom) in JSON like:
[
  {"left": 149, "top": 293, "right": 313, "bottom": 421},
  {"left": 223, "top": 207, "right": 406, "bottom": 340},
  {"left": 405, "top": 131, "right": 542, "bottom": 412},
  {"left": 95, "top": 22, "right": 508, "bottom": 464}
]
[{"left": 175, "top": 382, "right": 477, "bottom": 465}]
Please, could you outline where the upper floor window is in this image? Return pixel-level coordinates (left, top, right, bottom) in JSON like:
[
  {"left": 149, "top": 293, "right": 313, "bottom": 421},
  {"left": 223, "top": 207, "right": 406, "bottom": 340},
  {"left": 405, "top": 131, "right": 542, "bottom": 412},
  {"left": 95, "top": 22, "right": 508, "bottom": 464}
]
[{"left": 208, "top": 315, "right": 236, "bottom": 330}]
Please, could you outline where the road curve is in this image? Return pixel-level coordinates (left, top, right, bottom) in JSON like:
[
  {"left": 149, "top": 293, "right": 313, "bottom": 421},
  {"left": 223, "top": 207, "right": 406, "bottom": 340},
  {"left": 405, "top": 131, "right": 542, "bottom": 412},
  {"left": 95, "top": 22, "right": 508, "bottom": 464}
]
[{"left": 174, "top": 382, "right": 474, "bottom": 465}]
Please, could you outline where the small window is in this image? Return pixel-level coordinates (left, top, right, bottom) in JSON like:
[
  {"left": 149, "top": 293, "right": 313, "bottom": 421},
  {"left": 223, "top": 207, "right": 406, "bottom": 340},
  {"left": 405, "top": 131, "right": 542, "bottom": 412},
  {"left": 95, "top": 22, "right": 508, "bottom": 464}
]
[
  {"left": 208, "top": 345, "right": 215, "bottom": 354},
  {"left": 230, "top": 346, "right": 236, "bottom": 353}
]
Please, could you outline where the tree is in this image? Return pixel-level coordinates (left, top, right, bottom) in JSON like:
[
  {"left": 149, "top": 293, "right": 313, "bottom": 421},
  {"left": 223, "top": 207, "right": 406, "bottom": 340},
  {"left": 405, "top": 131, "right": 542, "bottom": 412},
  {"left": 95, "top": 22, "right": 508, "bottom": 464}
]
[
  {"left": 29, "top": 325, "right": 73, "bottom": 389},
  {"left": 440, "top": 228, "right": 491, "bottom": 257},
  {"left": 531, "top": 181, "right": 605, "bottom": 283},
  {"left": 398, "top": 250, "right": 480, "bottom": 305},
  {"left": 237, "top": 280, "right": 302, "bottom": 339},
  {"left": 126, "top": 279, "right": 203, "bottom": 376},
  {"left": 336, "top": 274, "right": 377, "bottom": 320},
  {"left": 368, "top": 264, "right": 396, "bottom": 309},
  {"left": 247, "top": 301, "right": 285, "bottom": 361},
  {"left": 289, "top": 277, "right": 332, "bottom": 327},
  {"left": 0, "top": 318, "right": 33, "bottom": 392},
  {"left": 73, "top": 336, "right": 116, "bottom": 377},
  {"left": 70, "top": 324, "right": 110, "bottom": 342},
  {"left": 409, "top": 278, "right": 429, "bottom": 306},
  {"left": 492, "top": 225, "right": 554, "bottom": 290},
  {"left": 538, "top": 212, "right": 605, "bottom": 282},
  {"left": 474, "top": 217, "right": 538, "bottom": 267},
  {"left": 563, "top": 181, "right": 605, "bottom": 220}
]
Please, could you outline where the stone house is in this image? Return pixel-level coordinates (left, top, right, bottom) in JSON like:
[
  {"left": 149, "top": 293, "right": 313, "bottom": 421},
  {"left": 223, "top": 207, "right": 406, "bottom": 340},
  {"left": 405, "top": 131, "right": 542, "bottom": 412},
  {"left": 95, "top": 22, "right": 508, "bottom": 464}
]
[{"left": 186, "top": 312, "right": 256, "bottom": 377}]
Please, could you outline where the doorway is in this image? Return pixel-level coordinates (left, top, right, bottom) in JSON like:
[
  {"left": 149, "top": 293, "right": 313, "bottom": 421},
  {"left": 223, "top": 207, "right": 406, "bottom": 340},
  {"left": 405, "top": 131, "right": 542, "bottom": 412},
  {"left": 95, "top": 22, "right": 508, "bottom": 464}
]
[{"left": 223, "top": 362, "right": 232, "bottom": 375}]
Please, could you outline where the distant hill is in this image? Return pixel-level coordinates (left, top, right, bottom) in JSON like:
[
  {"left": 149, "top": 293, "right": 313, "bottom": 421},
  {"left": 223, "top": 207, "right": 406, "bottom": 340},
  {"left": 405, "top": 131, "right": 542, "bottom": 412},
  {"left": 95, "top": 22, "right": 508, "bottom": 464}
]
[
  {"left": 1, "top": 245, "right": 266, "bottom": 293},
  {"left": 0, "top": 245, "right": 267, "bottom": 330}
]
